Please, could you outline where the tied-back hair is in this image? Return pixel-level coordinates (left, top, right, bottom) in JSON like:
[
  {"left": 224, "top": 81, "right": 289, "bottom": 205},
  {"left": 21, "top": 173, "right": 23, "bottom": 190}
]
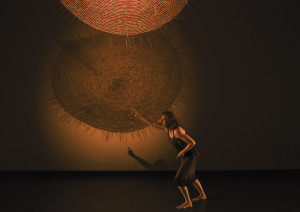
[{"left": 161, "top": 111, "right": 180, "bottom": 130}]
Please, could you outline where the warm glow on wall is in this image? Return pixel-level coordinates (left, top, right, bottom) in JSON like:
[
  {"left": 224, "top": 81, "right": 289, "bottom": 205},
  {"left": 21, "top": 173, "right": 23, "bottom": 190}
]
[
  {"left": 60, "top": 0, "right": 188, "bottom": 35},
  {"left": 51, "top": 34, "right": 181, "bottom": 133},
  {"left": 38, "top": 25, "right": 196, "bottom": 169}
]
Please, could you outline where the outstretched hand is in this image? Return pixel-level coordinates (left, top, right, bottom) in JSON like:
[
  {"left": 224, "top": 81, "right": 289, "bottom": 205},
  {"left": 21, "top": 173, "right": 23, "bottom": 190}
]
[{"left": 130, "top": 107, "right": 140, "bottom": 117}]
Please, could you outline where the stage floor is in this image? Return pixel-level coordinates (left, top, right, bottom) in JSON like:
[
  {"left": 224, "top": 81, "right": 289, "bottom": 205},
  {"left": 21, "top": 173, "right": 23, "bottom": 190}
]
[{"left": 1, "top": 170, "right": 299, "bottom": 212}]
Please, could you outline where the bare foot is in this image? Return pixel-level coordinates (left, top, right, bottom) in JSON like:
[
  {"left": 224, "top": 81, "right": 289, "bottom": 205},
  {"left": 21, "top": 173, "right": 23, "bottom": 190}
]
[
  {"left": 176, "top": 202, "right": 193, "bottom": 209},
  {"left": 191, "top": 194, "right": 207, "bottom": 202}
]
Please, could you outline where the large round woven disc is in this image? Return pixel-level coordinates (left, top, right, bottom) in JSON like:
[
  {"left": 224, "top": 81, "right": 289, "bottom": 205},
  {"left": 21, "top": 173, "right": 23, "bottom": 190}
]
[
  {"left": 60, "top": 0, "right": 188, "bottom": 35},
  {"left": 52, "top": 35, "right": 182, "bottom": 132}
]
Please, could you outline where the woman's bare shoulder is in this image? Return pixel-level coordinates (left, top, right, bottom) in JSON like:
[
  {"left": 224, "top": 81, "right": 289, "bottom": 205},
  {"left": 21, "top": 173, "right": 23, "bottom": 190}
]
[{"left": 174, "top": 126, "right": 185, "bottom": 136}]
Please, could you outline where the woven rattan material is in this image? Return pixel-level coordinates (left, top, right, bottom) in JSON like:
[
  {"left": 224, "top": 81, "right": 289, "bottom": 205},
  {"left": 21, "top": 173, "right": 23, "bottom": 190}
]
[
  {"left": 60, "top": 0, "right": 188, "bottom": 35},
  {"left": 52, "top": 35, "right": 182, "bottom": 132}
]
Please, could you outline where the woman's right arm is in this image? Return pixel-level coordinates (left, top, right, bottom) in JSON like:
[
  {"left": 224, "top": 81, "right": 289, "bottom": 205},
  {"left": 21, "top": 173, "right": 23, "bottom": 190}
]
[{"left": 131, "top": 108, "right": 164, "bottom": 130}]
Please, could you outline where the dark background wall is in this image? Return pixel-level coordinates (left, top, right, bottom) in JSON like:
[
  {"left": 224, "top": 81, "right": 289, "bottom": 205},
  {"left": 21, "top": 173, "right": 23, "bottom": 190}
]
[
  {"left": 0, "top": 0, "right": 299, "bottom": 170},
  {"left": 185, "top": 0, "right": 299, "bottom": 170}
]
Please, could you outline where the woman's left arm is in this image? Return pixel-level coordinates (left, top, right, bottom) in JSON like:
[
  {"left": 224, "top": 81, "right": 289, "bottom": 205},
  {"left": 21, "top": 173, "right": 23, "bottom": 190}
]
[{"left": 175, "top": 127, "right": 196, "bottom": 159}]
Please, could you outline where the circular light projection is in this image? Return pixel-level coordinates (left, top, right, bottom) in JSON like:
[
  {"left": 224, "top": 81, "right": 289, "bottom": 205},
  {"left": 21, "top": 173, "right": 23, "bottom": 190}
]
[
  {"left": 52, "top": 35, "right": 182, "bottom": 132},
  {"left": 60, "top": 0, "right": 188, "bottom": 35}
]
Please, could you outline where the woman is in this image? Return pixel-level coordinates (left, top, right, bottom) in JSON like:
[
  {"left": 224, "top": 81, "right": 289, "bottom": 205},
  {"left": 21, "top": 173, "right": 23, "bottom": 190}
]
[{"left": 131, "top": 108, "right": 206, "bottom": 209}]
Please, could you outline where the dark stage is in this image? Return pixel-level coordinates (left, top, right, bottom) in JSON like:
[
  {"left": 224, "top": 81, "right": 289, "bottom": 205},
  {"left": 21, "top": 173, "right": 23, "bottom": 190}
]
[
  {"left": 1, "top": 0, "right": 299, "bottom": 211},
  {"left": 1, "top": 170, "right": 299, "bottom": 212}
]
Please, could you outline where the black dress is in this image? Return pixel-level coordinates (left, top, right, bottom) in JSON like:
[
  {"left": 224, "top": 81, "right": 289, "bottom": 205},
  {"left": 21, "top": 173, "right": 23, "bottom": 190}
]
[{"left": 168, "top": 128, "right": 199, "bottom": 186}]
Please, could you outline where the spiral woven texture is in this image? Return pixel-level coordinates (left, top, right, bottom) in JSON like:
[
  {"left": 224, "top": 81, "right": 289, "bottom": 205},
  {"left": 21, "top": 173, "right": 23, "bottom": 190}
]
[
  {"left": 60, "top": 0, "right": 188, "bottom": 35},
  {"left": 52, "top": 35, "right": 182, "bottom": 132}
]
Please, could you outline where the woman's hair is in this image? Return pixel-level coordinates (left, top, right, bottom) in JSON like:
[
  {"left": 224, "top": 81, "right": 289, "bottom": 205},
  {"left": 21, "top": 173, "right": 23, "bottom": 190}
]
[{"left": 161, "top": 111, "right": 180, "bottom": 129}]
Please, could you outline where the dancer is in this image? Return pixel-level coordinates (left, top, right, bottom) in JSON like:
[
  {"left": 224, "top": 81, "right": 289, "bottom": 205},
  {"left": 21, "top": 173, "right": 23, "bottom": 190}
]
[{"left": 131, "top": 108, "right": 206, "bottom": 209}]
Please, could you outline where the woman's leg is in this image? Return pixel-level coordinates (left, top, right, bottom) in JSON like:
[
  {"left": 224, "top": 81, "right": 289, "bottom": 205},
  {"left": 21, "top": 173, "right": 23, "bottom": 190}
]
[
  {"left": 176, "top": 186, "right": 193, "bottom": 209},
  {"left": 191, "top": 178, "right": 207, "bottom": 201}
]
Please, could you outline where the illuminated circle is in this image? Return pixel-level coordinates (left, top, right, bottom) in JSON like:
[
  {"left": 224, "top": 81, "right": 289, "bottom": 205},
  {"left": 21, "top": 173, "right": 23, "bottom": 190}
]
[
  {"left": 52, "top": 35, "right": 182, "bottom": 132},
  {"left": 60, "top": 0, "right": 188, "bottom": 35}
]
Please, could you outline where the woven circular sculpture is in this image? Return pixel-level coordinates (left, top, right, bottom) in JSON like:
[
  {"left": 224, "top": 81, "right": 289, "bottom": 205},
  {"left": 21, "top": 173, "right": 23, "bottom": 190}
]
[
  {"left": 60, "top": 0, "right": 188, "bottom": 35},
  {"left": 52, "top": 35, "right": 182, "bottom": 132}
]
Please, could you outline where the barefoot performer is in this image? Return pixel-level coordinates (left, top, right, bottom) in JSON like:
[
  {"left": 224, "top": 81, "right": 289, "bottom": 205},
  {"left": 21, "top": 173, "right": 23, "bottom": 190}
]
[{"left": 131, "top": 108, "right": 206, "bottom": 209}]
